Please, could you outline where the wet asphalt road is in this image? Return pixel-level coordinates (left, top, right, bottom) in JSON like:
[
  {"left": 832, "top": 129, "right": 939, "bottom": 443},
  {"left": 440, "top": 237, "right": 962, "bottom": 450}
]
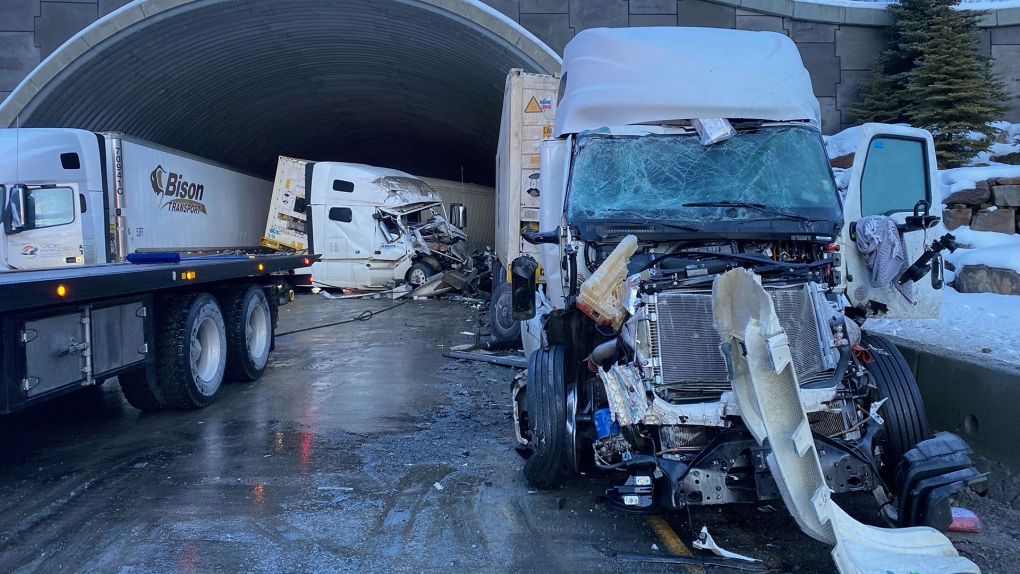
[{"left": 0, "top": 294, "right": 1001, "bottom": 573}]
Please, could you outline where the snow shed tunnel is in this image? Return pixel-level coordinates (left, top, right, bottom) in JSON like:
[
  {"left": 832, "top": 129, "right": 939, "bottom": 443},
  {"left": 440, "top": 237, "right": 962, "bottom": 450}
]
[{"left": 0, "top": 0, "right": 561, "bottom": 188}]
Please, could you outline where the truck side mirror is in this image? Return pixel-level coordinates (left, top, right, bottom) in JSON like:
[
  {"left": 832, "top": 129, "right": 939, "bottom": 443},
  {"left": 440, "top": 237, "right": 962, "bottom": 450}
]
[
  {"left": 522, "top": 228, "right": 559, "bottom": 245},
  {"left": 2, "top": 184, "right": 26, "bottom": 235},
  {"left": 510, "top": 255, "right": 539, "bottom": 320},
  {"left": 450, "top": 203, "right": 467, "bottom": 229}
]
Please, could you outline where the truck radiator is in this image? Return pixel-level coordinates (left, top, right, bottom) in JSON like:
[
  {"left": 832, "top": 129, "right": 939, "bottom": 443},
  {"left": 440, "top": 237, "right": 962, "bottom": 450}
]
[{"left": 647, "top": 284, "right": 831, "bottom": 397}]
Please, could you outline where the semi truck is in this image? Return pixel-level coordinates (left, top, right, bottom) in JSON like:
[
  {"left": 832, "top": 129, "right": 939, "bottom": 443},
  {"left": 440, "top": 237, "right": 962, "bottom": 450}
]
[
  {"left": 0, "top": 128, "right": 316, "bottom": 413},
  {"left": 262, "top": 158, "right": 475, "bottom": 291},
  {"left": 507, "top": 27, "right": 980, "bottom": 547}
]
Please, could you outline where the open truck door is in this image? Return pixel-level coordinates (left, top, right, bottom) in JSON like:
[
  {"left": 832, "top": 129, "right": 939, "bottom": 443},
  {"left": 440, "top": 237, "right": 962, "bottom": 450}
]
[
  {"left": 3, "top": 184, "right": 86, "bottom": 270},
  {"left": 840, "top": 123, "right": 949, "bottom": 318}
]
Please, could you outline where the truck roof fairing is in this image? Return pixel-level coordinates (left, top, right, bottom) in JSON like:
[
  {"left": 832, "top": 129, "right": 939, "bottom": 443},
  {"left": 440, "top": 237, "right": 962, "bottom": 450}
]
[
  {"left": 311, "top": 162, "right": 443, "bottom": 208},
  {"left": 553, "top": 27, "right": 821, "bottom": 137}
]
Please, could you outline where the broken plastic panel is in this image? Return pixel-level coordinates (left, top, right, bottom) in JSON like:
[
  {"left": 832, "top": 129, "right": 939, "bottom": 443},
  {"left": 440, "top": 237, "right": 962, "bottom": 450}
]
[
  {"left": 565, "top": 127, "right": 839, "bottom": 223},
  {"left": 692, "top": 118, "right": 736, "bottom": 145}
]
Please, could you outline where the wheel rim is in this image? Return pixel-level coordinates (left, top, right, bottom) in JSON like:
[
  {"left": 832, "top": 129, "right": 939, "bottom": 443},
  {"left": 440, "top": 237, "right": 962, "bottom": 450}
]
[
  {"left": 409, "top": 268, "right": 429, "bottom": 286},
  {"left": 192, "top": 316, "right": 222, "bottom": 396},
  {"left": 495, "top": 289, "right": 515, "bottom": 330},
  {"left": 246, "top": 299, "right": 269, "bottom": 364}
]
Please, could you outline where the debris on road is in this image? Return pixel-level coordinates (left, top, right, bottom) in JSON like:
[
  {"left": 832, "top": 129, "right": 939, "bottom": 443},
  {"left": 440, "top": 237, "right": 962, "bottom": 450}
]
[
  {"left": 692, "top": 526, "right": 759, "bottom": 563},
  {"left": 445, "top": 351, "right": 527, "bottom": 369},
  {"left": 949, "top": 508, "right": 982, "bottom": 533}
]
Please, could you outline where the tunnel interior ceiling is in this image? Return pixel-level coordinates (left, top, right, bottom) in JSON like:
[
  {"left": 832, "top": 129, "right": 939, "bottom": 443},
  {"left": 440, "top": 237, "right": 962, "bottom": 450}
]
[{"left": 14, "top": 0, "right": 556, "bottom": 186}]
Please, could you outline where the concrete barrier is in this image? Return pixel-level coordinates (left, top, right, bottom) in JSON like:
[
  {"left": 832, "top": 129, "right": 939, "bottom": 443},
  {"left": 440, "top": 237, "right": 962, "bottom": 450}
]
[{"left": 890, "top": 336, "right": 1020, "bottom": 475}]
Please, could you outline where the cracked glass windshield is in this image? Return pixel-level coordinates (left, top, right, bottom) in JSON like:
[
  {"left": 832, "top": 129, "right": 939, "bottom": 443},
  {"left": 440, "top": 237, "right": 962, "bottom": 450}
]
[{"left": 565, "top": 126, "right": 840, "bottom": 225}]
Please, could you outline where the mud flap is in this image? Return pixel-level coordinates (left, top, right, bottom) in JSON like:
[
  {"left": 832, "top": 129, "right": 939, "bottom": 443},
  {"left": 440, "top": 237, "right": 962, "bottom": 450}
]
[
  {"left": 892, "top": 432, "right": 986, "bottom": 531},
  {"left": 712, "top": 269, "right": 980, "bottom": 574}
]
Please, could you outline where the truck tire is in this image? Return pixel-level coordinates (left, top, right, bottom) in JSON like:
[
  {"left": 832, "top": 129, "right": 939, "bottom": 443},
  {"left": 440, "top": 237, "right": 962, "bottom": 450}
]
[
  {"left": 221, "top": 284, "right": 273, "bottom": 382},
  {"left": 118, "top": 368, "right": 165, "bottom": 411},
  {"left": 861, "top": 332, "right": 931, "bottom": 484},
  {"left": 157, "top": 293, "right": 228, "bottom": 409},
  {"left": 406, "top": 261, "right": 436, "bottom": 288},
  {"left": 524, "top": 345, "right": 574, "bottom": 489},
  {"left": 490, "top": 280, "right": 521, "bottom": 341}
]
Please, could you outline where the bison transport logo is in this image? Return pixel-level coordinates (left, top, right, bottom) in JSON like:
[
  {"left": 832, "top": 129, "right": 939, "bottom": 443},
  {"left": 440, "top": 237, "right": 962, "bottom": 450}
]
[{"left": 150, "top": 165, "right": 207, "bottom": 214}]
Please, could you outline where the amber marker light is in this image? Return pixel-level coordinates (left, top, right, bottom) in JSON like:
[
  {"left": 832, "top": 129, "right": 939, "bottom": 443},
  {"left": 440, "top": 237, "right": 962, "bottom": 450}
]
[
  {"left": 303, "top": 257, "right": 311, "bottom": 266},
  {"left": 258, "top": 263, "right": 265, "bottom": 271},
  {"left": 184, "top": 271, "right": 196, "bottom": 280},
  {"left": 56, "top": 284, "right": 67, "bottom": 297}
]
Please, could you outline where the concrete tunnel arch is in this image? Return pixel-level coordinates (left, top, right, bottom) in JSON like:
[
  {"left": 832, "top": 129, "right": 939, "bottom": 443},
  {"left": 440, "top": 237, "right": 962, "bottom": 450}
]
[{"left": 0, "top": 0, "right": 561, "bottom": 187}]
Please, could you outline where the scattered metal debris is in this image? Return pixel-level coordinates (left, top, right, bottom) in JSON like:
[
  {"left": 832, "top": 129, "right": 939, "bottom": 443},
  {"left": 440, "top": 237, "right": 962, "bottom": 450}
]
[
  {"left": 692, "top": 526, "right": 760, "bottom": 563},
  {"left": 445, "top": 351, "right": 527, "bottom": 369}
]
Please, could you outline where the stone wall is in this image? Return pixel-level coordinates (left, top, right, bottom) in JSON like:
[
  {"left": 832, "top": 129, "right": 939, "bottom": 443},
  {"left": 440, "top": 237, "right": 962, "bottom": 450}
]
[
  {"left": 942, "top": 175, "right": 1020, "bottom": 295},
  {"left": 1, "top": 0, "right": 1019, "bottom": 134}
]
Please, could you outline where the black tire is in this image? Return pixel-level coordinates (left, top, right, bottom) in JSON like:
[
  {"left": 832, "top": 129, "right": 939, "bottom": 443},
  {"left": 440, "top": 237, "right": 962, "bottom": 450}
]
[
  {"left": 118, "top": 368, "right": 165, "bottom": 411},
  {"left": 490, "top": 280, "right": 521, "bottom": 341},
  {"left": 524, "top": 345, "right": 574, "bottom": 489},
  {"left": 406, "top": 261, "right": 436, "bottom": 287},
  {"left": 221, "top": 285, "right": 273, "bottom": 382},
  {"left": 155, "top": 293, "right": 228, "bottom": 409},
  {"left": 862, "top": 332, "right": 931, "bottom": 484}
]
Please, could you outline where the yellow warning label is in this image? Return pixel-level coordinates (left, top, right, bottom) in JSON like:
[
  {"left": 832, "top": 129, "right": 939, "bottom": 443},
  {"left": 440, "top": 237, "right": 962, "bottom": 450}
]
[
  {"left": 109, "top": 224, "right": 115, "bottom": 233},
  {"left": 285, "top": 178, "right": 291, "bottom": 189},
  {"left": 530, "top": 155, "right": 540, "bottom": 164},
  {"left": 542, "top": 125, "right": 552, "bottom": 138},
  {"left": 525, "top": 97, "right": 542, "bottom": 113}
]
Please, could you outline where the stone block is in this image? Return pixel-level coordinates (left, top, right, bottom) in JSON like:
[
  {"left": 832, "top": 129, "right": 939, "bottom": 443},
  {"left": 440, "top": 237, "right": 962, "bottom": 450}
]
[
  {"left": 954, "top": 265, "right": 1020, "bottom": 296},
  {"left": 835, "top": 25, "right": 886, "bottom": 70},
  {"left": 34, "top": 1, "right": 98, "bottom": 58},
  {"left": 736, "top": 15, "right": 786, "bottom": 34},
  {"left": 739, "top": 0, "right": 794, "bottom": 18},
  {"left": 99, "top": 0, "right": 132, "bottom": 16},
  {"left": 629, "top": 0, "right": 676, "bottom": 14},
  {"left": 797, "top": 42, "right": 839, "bottom": 98},
  {"left": 569, "top": 0, "right": 629, "bottom": 30},
  {"left": 792, "top": 1, "right": 844, "bottom": 25},
  {"left": 998, "top": 177, "right": 1020, "bottom": 185},
  {"left": 835, "top": 69, "right": 869, "bottom": 121},
  {"left": 971, "top": 207, "right": 1016, "bottom": 234},
  {"left": 942, "top": 206, "right": 973, "bottom": 231},
  {"left": 520, "top": 13, "right": 573, "bottom": 55},
  {"left": 991, "top": 45, "right": 1020, "bottom": 123},
  {"left": 818, "top": 96, "right": 839, "bottom": 135},
  {"left": 976, "top": 29, "right": 991, "bottom": 58},
  {"left": 677, "top": 0, "right": 735, "bottom": 29},
  {"left": 993, "top": 184, "right": 1020, "bottom": 207},
  {"left": 842, "top": 5, "right": 892, "bottom": 27},
  {"left": 0, "top": 32, "right": 40, "bottom": 92},
  {"left": 789, "top": 20, "right": 836, "bottom": 43},
  {"left": 0, "top": 0, "right": 40, "bottom": 31},
  {"left": 991, "top": 25, "right": 1020, "bottom": 45},
  {"left": 521, "top": 0, "right": 568, "bottom": 13},
  {"left": 630, "top": 14, "right": 677, "bottom": 26},
  {"left": 944, "top": 183, "right": 990, "bottom": 206},
  {"left": 480, "top": 0, "right": 519, "bottom": 21},
  {"left": 997, "top": 6, "right": 1020, "bottom": 26}
]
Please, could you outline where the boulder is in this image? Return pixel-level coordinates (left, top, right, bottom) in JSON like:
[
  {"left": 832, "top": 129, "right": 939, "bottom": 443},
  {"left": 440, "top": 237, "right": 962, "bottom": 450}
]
[
  {"left": 997, "top": 176, "right": 1020, "bottom": 185},
  {"left": 971, "top": 207, "right": 1016, "bottom": 234},
  {"left": 942, "top": 206, "right": 973, "bottom": 230},
  {"left": 953, "top": 265, "right": 1020, "bottom": 296},
  {"left": 944, "top": 184, "right": 990, "bottom": 206},
  {"left": 829, "top": 153, "right": 854, "bottom": 169},
  {"left": 992, "top": 184, "right": 1020, "bottom": 207}
]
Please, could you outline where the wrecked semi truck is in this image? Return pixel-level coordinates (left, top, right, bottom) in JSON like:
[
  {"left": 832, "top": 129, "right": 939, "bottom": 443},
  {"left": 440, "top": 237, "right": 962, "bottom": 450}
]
[
  {"left": 510, "top": 28, "right": 979, "bottom": 530},
  {"left": 262, "top": 158, "right": 476, "bottom": 291},
  {"left": 0, "top": 128, "right": 316, "bottom": 413}
]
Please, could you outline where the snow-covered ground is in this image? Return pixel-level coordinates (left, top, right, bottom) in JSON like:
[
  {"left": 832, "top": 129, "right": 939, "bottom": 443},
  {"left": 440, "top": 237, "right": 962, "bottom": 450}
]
[
  {"left": 824, "top": 123, "right": 1020, "bottom": 366},
  {"left": 866, "top": 287, "right": 1020, "bottom": 366}
]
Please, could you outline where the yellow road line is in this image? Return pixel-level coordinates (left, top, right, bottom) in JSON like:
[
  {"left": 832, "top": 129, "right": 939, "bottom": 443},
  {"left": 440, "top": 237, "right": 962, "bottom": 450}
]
[{"left": 647, "top": 514, "right": 706, "bottom": 574}]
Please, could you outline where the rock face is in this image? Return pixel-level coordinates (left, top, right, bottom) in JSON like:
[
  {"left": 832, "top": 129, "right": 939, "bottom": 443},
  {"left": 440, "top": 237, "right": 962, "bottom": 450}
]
[
  {"left": 944, "top": 183, "right": 991, "bottom": 206},
  {"left": 829, "top": 153, "right": 854, "bottom": 169},
  {"left": 993, "top": 184, "right": 1020, "bottom": 207},
  {"left": 954, "top": 265, "right": 1020, "bottom": 295},
  {"left": 971, "top": 207, "right": 1016, "bottom": 234},
  {"left": 942, "top": 205, "right": 973, "bottom": 230}
]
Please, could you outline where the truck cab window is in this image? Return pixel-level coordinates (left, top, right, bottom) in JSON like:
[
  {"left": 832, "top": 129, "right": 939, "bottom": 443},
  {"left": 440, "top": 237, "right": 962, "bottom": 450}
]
[
  {"left": 332, "top": 179, "right": 354, "bottom": 193},
  {"left": 379, "top": 214, "right": 401, "bottom": 237},
  {"left": 328, "top": 207, "right": 352, "bottom": 222},
  {"left": 860, "top": 137, "right": 928, "bottom": 217},
  {"left": 60, "top": 153, "right": 81, "bottom": 170},
  {"left": 26, "top": 187, "right": 75, "bottom": 229}
]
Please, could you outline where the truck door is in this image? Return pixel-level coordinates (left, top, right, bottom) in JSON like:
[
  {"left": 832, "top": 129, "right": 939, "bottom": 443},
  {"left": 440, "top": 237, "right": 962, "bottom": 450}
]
[
  {"left": 840, "top": 124, "right": 944, "bottom": 318},
  {"left": 3, "top": 184, "right": 85, "bottom": 270}
]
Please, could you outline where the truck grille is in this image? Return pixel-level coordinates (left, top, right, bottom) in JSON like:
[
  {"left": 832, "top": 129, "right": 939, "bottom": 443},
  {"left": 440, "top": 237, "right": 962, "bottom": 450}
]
[{"left": 648, "top": 284, "right": 831, "bottom": 396}]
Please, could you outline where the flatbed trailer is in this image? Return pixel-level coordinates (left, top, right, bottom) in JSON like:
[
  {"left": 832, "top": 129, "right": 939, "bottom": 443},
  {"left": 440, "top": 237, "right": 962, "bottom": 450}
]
[{"left": 0, "top": 253, "right": 317, "bottom": 413}]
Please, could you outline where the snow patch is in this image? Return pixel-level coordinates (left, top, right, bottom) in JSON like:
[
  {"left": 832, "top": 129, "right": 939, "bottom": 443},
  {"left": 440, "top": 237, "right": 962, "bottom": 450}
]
[{"left": 940, "top": 165, "right": 1020, "bottom": 202}]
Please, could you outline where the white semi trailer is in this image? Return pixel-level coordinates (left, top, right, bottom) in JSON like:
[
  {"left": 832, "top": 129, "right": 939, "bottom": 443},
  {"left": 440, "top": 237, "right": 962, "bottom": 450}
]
[{"left": 0, "top": 128, "right": 315, "bottom": 413}]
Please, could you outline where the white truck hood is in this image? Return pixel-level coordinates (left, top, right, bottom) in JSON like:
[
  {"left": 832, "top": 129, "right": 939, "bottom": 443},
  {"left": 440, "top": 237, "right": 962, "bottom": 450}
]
[{"left": 554, "top": 27, "right": 820, "bottom": 137}]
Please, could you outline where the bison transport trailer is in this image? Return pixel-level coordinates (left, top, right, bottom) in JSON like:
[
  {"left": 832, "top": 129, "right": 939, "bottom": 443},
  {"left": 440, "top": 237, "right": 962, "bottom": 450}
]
[{"left": 1, "top": 128, "right": 315, "bottom": 413}]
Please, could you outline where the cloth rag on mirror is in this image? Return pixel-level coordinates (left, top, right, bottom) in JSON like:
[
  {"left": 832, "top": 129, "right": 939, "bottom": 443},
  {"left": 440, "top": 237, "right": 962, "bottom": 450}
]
[{"left": 854, "top": 215, "right": 913, "bottom": 302}]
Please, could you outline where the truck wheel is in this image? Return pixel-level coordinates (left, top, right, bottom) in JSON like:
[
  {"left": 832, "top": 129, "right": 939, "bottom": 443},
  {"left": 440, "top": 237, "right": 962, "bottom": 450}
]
[
  {"left": 157, "top": 293, "right": 227, "bottom": 409},
  {"left": 222, "top": 285, "right": 273, "bottom": 382},
  {"left": 118, "top": 368, "right": 165, "bottom": 411},
  {"left": 524, "top": 345, "right": 574, "bottom": 489},
  {"left": 861, "top": 332, "right": 931, "bottom": 484},
  {"left": 490, "top": 281, "right": 521, "bottom": 341},
  {"left": 406, "top": 261, "right": 436, "bottom": 288}
]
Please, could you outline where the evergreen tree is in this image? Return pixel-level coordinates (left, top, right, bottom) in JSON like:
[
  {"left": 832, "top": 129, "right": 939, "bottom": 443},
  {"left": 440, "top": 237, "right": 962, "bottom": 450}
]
[{"left": 849, "top": 0, "right": 1009, "bottom": 168}]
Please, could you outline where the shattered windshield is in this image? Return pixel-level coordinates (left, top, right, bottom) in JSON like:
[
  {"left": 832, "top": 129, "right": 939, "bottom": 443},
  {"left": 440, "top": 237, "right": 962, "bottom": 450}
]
[{"left": 565, "top": 127, "right": 840, "bottom": 225}]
